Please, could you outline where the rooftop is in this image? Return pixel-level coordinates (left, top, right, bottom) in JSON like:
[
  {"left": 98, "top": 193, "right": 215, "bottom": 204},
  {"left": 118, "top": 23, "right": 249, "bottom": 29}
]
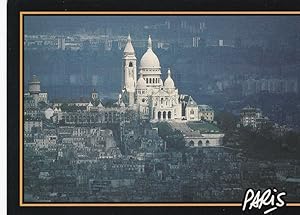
[{"left": 187, "top": 121, "right": 221, "bottom": 133}]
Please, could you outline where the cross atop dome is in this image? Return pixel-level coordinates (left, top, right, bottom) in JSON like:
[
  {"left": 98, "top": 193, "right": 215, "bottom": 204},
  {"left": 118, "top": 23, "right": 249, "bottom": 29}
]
[
  {"left": 148, "top": 35, "right": 152, "bottom": 49},
  {"left": 167, "top": 68, "right": 171, "bottom": 76}
]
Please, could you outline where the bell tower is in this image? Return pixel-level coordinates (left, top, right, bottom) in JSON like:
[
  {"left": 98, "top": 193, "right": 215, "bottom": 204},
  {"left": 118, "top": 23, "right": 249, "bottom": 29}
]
[{"left": 123, "top": 34, "right": 137, "bottom": 93}]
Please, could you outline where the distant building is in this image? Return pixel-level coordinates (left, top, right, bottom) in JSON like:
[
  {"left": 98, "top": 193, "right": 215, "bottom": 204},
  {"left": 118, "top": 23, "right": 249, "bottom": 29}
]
[
  {"left": 34, "top": 134, "right": 57, "bottom": 149},
  {"left": 219, "top": 40, "right": 224, "bottom": 47},
  {"left": 86, "top": 89, "right": 104, "bottom": 112},
  {"left": 26, "top": 75, "right": 48, "bottom": 105},
  {"left": 242, "top": 78, "right": 298, "bottom": 96},
  {"left": 57, "top": 108, "right": 129, "bottom": 125},
  {"left": 24, "top": 75, "right": 49, "bottom": 120},
  {"left": 180, "top": 95, "right": 199, "bottom": 121},
  {"left": 169, "top": 121, "right": 224, "bottom": 147},
  {"left": 24, "top": 120, "right": 42, "bottom": 133},
  {"left": 198, "top": 105, "right": 214, "bottom": 122},
  {"left": 57, "top": 36, "right": 65, "bottom": 50},
  {"left": 240, "top": 106, "right": 270, "bottom": 128},
  {"left": 192, "top": 37, "right": 201, "bottom": 47}
]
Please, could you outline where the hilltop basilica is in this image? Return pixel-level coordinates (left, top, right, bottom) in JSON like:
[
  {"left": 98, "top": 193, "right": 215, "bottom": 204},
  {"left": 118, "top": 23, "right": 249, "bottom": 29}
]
[{"left": 118, "top": 35, "right": 214, "bottom": 122}]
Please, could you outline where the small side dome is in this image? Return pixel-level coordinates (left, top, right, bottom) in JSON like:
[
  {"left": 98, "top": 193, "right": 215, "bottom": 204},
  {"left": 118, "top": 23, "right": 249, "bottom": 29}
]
[
  {"left": 164, "top": 68, "right": 175, "bottom": 89},
  {"left": 136, "top": 74, "right": 147, "bottom": 89}
]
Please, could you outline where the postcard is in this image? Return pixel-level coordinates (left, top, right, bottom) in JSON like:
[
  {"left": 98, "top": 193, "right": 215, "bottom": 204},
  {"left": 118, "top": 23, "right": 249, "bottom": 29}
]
[{"left": 7, "top": 0, "right": 300, "bottom": 214}]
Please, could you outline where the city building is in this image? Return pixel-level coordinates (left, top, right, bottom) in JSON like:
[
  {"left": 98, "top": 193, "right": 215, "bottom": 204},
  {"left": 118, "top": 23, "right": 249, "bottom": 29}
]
[
  {"left": 24, "top": 120, "right": 42, "bottom": 133},
  {"left": 242, "top": 78, "right": 298, "bottom": 96},
  {"left": 198, "top": 105, "right": 214, "bottom": 122},
  {"left": 86, "top": 89, "right": 104, "bottom": 112},
  {"left": 26, "top": 74, "right": 48, "bottom": 106},
  {"left": 240, "top": 106, "right": 270, "bottom": 128}
]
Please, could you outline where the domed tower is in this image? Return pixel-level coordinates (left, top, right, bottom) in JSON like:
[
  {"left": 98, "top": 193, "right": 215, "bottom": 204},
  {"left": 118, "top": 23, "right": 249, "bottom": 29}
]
[
  {"left": 136, "top": 73, "right": 147, "bottom": 102},
  {"left": 28, "top": 75, "right": 41, "bottom": 105},
  {"left": 29, "top": 74, "right": 41, "bottom": 95},
  {"left": 123, "top": 34, "right": 137, "bottom": 98},
  {"left": 139, "top": 36, "right": 161, "bottom": 90},
  {"left": 164, "top": 69, "right": 175, "bottom": 90},
  {"left": 136, "top": 73, "right": 147, "bottom": 93}
]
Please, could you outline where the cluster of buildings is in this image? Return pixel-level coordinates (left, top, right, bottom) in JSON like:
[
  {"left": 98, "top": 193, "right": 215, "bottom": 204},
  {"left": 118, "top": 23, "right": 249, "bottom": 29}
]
[
  {"left": 242, "top": 78, "right": 298, "bottom": 96},
  {"left": 24, "top": 141, "right": 300, "bottom": 202},
  {"left": 24, "top": 34, "right": 171, "bottom": 52},
  {"left": 22, "top": 41, "right": 230, "bottom": 201},
  {"left": 22, "top": 34, "right": 300, "bottom": 203},
  {"left": 25, "top": 35, "right": 87, "bottom": 51},
  {"left": 239, "top": 106, "right": 270, "bottom": 129},
  {"left": 24, "top": 35, "right": 220, "bottom": 150},
  {"left": 25, "top": 123, "right": 123, "bottom": 160},
  {"left": 24, "top": 75, "right": 48, "bottom": 106}
]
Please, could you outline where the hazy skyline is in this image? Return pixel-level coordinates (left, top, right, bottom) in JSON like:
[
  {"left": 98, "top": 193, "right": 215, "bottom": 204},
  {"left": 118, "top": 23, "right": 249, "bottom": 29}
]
[{"left": 25, "top": 15, "right": 300, "bottom": 41}]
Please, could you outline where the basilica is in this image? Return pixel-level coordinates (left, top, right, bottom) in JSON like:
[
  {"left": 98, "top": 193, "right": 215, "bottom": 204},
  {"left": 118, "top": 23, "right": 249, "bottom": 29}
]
[{"left": 119, "top": 35, "right": 213, "bottom": 122}]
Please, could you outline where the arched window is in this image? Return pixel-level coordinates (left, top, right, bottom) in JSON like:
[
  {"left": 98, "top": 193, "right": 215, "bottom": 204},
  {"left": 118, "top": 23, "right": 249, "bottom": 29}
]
[
  {"left": 146, "top": 78, "right": 148, "bottom": 84},
  {"left": 206, "top": 140, "right": 210, "bottom": 146},
  {"left": 190, "top": 109, "right": 194, "bottom": 115},
  {"left": 129, "top": 62, "right": 133, "bottom": 67},
  {"left": 150, "top": 78, "right": 152, "bottom": 84},
  {"left": 163, "top": 111, "right": 166, "bottom": 119},
  {"left": 158, "top": 111, "right": 161, "bottom": 120},
  {"left": 189, "top": 140, "right": 194, "bottom": 146},
  {"left": 168, "top": 111, "right": 171, "bottom": 119},
  {"left": 198, "top": 140, "right": 202, "bottom": 146}
]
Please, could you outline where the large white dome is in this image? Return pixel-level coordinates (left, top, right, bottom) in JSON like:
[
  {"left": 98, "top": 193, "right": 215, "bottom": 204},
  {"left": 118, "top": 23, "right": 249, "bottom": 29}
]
[
  {"left": 139, "top": 36, "right": 160, "bottom": 69},
  {"left": 140, "top": 49, "right": 160, "bottom": 68}
]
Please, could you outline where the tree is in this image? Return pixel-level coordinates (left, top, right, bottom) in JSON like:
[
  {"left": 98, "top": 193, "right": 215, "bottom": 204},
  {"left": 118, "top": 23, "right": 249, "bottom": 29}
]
[
  {"left": 103, "top": 99, "right": 118, "bottom": 108},
  {"left": 37, "top": 101, "right": 47, "bottom": 109},
  {"left": 282, "top": 131, "right": 300, "bottom": 152},
  {"left": 214, "top": 111, "right": 238, "bottom": 134},
  {"left": 60, "top": 103, "right": 69, "bottom": 112},
  {"left": 156, "top": 122, "right": 186, "bottom": 152}
]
